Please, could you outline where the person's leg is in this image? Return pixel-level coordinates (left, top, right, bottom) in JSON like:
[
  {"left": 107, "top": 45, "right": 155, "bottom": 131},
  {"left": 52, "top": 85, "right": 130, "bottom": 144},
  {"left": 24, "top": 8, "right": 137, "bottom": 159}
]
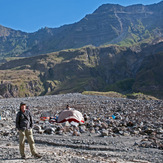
[
  {"left": 19, "top": 130, "right": 26, "bottom": 157},
  {"left": 25, "top": 129, "right": 37, "bottom": 155}
]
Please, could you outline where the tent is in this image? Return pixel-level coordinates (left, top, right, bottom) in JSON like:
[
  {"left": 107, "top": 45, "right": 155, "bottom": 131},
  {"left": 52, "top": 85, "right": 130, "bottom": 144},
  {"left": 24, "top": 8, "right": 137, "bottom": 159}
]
[{"left": 57, "top": 110, "right": 84, "bottom": 123}]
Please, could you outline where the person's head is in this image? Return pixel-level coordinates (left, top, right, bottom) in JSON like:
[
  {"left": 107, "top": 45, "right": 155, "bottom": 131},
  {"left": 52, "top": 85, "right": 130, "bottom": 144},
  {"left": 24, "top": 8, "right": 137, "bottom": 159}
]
[
  {"left": 20, "top": 102, "right": 26, "bottom": 113},
  {"left": 66, "top": 105, "right": 70, "bottom": 109},
  {"left": 84, "top": 113, "right": 87, "bottom": 117}
]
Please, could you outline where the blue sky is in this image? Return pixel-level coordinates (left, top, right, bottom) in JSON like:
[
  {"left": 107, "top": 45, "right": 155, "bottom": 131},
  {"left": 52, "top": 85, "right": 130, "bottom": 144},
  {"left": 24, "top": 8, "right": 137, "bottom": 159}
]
[{"left": 0, "top": 0, "right": 162, "bottom": 33}]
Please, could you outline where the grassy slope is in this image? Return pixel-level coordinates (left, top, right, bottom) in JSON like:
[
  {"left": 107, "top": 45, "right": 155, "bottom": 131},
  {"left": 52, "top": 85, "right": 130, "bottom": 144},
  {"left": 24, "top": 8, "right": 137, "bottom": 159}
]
[
  {"left": 0, "top": 43, "right": 162, "bottom": 99},
  {"left": 82, "top": 91, "right": 158, "bottom": 100},
  {"left": 133, "top": 52, "right": 163, "bottom": 99},
  {"left": 0, "top": 69, "right": 44, "bottom": 97}
]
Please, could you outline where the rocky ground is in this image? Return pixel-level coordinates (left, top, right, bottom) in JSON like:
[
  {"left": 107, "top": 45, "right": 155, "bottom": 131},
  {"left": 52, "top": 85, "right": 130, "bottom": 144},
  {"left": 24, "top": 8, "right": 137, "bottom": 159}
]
[{"left": 0, "top": 93, "right": 162, "bottom": 163}]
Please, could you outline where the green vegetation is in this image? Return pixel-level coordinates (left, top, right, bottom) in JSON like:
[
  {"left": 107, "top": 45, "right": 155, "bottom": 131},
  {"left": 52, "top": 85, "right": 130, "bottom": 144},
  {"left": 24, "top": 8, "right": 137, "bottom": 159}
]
[
  {"left": 0, "top": 42, "right": 162, "bottom": 99},
  {"left": 118, "top": 19, "right": 156, "bottom": 47},
  {"left": 82, "top": 91, "right": 158, "bottom": 100},
  {"left": 50, "top": 76, "right": 93, "bottom": 95},
  {"left": 126, "top": 92, "right": 158, "bottom": 100},
  {"left": 0, "top": 69, "right": 44, "bottom": 97},
  {"left": 133, "top": 52, "right": 163, "bottom": 99},
  {"left": 105, "top": 78, "right": 135, "bottom": 93},
  {"left": 0, "top": 2, "right": 162, "bottom": 59},
  {"left": 82, "top": 91, "right": 126, "bottom": 98}
]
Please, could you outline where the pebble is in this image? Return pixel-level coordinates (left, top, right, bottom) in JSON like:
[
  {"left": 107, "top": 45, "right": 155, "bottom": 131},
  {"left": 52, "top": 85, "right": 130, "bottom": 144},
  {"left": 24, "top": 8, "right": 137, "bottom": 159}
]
[{"left": 0, "top": 93, "right": 162, "bottom": 162}]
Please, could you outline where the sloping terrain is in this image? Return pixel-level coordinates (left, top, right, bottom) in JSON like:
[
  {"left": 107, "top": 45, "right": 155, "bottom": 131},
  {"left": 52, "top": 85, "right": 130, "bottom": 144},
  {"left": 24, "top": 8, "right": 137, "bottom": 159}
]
[
  {"left": 0, "top": 1, "right": 163, "bottom": 58},
  {"left": 0, "top": 93, "right": 162, "bottom": 162},
  {"left": 0, "top": 41, "right": 162, "bottom": 99}
]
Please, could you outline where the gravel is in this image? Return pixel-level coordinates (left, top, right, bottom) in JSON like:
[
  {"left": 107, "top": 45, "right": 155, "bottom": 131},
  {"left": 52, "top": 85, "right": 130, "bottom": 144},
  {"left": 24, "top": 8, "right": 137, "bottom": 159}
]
[{"left": 0, "top": 93, "right": 162, "bottom": 163}]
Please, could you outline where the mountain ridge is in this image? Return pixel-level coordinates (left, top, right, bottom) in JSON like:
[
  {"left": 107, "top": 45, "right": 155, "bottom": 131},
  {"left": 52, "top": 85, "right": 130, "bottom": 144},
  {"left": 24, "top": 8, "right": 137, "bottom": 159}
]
[
  {"left": 0, "top": 1, "right": 163, "bottom": 59},
  {"left": 0, "top": 1, "right": 162, "bottom": 99}
]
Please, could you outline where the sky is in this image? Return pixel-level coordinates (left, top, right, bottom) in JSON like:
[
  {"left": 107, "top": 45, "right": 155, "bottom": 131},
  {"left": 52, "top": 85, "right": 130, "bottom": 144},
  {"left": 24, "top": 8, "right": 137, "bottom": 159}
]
[{"left": 0, "top": 0, "right": 162, "bottom": 33}]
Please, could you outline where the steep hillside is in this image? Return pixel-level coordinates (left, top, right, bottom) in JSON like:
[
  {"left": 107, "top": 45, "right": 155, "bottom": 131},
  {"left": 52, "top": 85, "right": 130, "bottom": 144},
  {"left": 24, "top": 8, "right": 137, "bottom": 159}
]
[
  {"left": 0, "top": 25, "right": 28, "bottom": 58},
  {"left": 0, "top": 42, "right": 162, "bottom": 99},
  {"left": 133, "top": 52, "right": 163, "bottom": 98},
  {"left": 0, "top": 1, "right": 163, "bottom": 59}
]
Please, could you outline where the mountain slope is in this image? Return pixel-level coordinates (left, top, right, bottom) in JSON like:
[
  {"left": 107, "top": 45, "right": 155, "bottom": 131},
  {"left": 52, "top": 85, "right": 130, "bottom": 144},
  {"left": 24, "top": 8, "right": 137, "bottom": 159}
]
[
  {"left": 0, "top": 41, "right": 162, "bottom": 99},
  {"left": 0, "top": 25, "right": 28, "bottom": 57},
  {"left": 0, "top": 1, "right": 163, "bottom": 59},
  {"left": 133, "top": 52, "right": 163, "bottom": 98}
]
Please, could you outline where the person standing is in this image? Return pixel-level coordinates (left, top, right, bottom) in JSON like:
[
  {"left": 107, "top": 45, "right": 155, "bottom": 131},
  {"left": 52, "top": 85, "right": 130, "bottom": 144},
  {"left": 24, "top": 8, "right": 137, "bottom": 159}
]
[
  {"left": 65, "top": 105, "right": 74, "bottom": 110},
  {"left": 16, "top": 102, "right": 42, "bottom": 159},
  {"left": 66, "top": 105, "right": 71, "bottom": 110}
]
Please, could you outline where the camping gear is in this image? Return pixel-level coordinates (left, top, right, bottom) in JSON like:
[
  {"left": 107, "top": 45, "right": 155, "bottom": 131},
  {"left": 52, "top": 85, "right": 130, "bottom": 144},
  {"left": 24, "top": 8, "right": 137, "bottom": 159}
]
[
  {"left": 57, "top": 110, "right": 84, "bottom": 123},
  {"left": 111, "top": 115, "right": 116, "bottom": 119},
  {"left": 40, "top": 112, "right": 51, "bottom": 121},
  {"left": 49, "top": 116, "right": 58, "bottom": 123}
]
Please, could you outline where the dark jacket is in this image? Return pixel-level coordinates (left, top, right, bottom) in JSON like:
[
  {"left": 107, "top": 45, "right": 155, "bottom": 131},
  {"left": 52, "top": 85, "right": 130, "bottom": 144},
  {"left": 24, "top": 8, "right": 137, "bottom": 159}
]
[{"left": 16, "top": 110, "right": 33, "bottom": 131}]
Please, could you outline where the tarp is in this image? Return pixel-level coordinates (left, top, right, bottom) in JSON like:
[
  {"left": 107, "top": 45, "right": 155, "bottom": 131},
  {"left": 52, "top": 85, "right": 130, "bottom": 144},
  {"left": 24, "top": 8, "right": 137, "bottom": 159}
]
[
  {"left": 49, "top": 116, "right": 58, "bottom": 123},
  {"left": 40, "top": 112, "right": 51, "bottom": 121},
  {"left": 57, "top": 110, "right": 84, "bottom": 123}
]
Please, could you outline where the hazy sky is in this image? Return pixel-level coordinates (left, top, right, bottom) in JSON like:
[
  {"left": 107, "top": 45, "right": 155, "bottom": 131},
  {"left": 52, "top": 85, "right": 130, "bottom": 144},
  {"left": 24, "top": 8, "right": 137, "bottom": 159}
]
[{"left": 0, "top": 0, "right": 162, "bottom": 32}]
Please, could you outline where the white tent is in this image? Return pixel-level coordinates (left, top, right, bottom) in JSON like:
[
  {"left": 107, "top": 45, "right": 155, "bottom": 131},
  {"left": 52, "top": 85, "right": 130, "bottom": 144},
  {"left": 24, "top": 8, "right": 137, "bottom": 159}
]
[{"left": 57, "top": 110, "right": 84, "bottom": 123}]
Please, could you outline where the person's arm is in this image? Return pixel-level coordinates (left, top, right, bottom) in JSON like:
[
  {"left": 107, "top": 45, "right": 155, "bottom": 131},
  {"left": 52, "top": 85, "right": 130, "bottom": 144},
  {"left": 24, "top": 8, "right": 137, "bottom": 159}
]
[
  {"left": 16, "top": 112, "right": 20, "bottom": 130},
  {"left": 29, "top": 112, "right": 34, "bottom": 128}
]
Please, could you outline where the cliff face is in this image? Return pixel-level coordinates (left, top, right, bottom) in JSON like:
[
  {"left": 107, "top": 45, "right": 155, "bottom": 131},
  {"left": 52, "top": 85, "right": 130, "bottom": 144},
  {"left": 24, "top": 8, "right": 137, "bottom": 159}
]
[
  {"left": 0, "top": 41, "right": 162, "bottom": 99},
  {"left": 133, "top": 52, "right": 163, "bottom": 98},
  {"left": 0, "top": 69, "right": 44, "bottom": 98},
  {"left": 0, "top": 2, "right": 163, "bottom": 58}
]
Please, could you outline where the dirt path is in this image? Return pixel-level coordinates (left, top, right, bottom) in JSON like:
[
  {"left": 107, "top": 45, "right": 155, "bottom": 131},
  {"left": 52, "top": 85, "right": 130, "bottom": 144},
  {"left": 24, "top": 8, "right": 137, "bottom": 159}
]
[{"left": 0, "top": 134, "right": 161, "bottom": 163}]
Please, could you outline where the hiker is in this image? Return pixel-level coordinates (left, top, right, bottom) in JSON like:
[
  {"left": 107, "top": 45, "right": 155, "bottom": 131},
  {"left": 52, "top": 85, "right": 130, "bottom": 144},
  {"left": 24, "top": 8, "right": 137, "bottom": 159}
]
[
  {"left": 16, "top": 102, "right": 42, "bottom": 159},
  {"left": 83, "top": 113, "right": 88, "bottom": 122},
  {"left": 66, "top": 105, "right": 71, "bottom": 110},
  {"left": 65, "top": 105, "right": 75, "bottom": 111}
]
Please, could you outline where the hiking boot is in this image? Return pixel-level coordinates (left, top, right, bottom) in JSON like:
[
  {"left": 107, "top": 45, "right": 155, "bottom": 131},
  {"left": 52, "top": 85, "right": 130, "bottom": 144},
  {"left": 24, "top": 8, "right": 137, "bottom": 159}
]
[
  {"left": 33, "top": 153, "right": 42, "bottom": 158},
  {"left": 21, "top": 155, "right": 26, "bottom": 159}
]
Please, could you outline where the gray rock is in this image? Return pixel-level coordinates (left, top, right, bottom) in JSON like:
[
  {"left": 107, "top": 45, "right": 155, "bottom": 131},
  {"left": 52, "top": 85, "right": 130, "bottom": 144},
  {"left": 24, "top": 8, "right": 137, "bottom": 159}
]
[
  {"left": 101, "top": 122, "right": 108, "bottom": 129},
  {"left": 101, "top": 129, "right": 108, "bottom": 136},
  {"left": 79, "top": 125, "right": 86, "bottom": 133},
  {"left": 44, "top": 127, "right": 55, "bottom": 134},
  {"left": 33, "top": 124, "right": 42, "bottom": 131}
]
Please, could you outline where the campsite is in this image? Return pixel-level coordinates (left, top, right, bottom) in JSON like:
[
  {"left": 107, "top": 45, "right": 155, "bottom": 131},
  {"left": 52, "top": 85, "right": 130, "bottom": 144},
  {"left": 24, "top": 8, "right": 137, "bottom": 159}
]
[{"left": 0, "top": 93, "right": 162, "bottom": 162}]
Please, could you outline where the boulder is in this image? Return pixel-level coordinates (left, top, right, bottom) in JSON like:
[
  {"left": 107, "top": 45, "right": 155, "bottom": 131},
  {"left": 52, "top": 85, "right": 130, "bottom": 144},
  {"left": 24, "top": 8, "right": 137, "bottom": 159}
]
[
  {"left": 44, "top": 127, "right": 55, "bottom": 134},
  {"left": 72, "top": 130, "right": 81, "bottom": 136},
  {"left": 89, "top": 127, "right": 95, "bottom": 134},
  {"left": 38, "top": 130, "right": 44, "bottom": 134},
  {"left": 119, "top": 131, "right": 124, "bottom": 135},
  {"left": 62, "top": 121, "right": 71, "bottom": 127},
  {"left": 79, "top": 125, "right": 86, "bottom": 133},
  {"left": 101, "top": 122, "right": 108, "bottom": 129},
  {"left": 101, "top": 129, "right": 108, "bottom": 136},
  {"left": 144, "top": 128, "right": 154, "bottom": 135},
  {"left": 33, "top": 124, "right": 41, "bottom": 131},
  {"left": 112, "top": 127, "right": 119, "bottom": 134}
]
